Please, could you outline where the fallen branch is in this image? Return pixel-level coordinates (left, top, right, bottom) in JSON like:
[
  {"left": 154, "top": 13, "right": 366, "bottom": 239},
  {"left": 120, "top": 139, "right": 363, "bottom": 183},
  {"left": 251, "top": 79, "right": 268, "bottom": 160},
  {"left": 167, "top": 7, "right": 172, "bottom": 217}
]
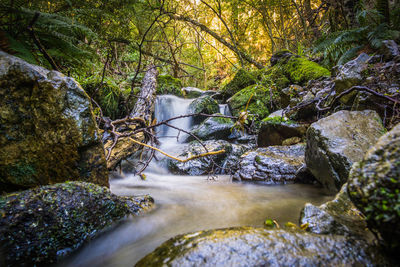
[{"left": 129, "top": 137, "right": 226, "bottom": 163}]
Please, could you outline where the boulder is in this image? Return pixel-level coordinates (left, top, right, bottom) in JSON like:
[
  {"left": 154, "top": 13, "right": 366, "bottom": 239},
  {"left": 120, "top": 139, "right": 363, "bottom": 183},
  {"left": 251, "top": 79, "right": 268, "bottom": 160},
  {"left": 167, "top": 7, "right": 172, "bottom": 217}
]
[
  {"left": 227, "top": 84, "right": 271, "bottom": 118},
  {"left": 188, "top": 95, "right": 219, "bottom": 124},
  {"left": 348, "top": 123, "right": 400, "bottom": 254},
  {"left": 233, "top": 144, "right": 305, "bottom": 183},
  {"left": 300, "top": 184, "right": 369, "bottom": 236},
  {"left": 168, "top": 141, "right": 249, "bottom": 175},
  {"left": 305, "top": 110, "right": 385, "bottom": 193},
  {"left": 137, "top": 227, "right": 385, "bottom": 267},
  {"left": 0, "top": 52, "right": 108, "bottom": 192},
  {"left": 380, "top": 40, "right": 399, "bottom": 61},
  {"left": 0, "top": 181, "right": 153, "bottom": 266},
  {"left": 334, "top": 53, "right": 370, "bottom": 93},
  {"left": 258, "top": 118, "right": 308, "bottom": 147},
  {"left": 187, "top": 116, "right": 235, "bottom": 142},
  {"left": 182, "top": 87, "right": 215, "bottom": 98}
]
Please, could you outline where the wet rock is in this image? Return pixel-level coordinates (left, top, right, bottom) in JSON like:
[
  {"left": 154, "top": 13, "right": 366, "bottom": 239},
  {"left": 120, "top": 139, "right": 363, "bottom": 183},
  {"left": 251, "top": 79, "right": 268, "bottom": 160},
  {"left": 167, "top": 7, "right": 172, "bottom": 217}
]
[
  {"left": 380, "top": 40, "right": 399, "bottom": 61},
  {"left": 187, "top": 116, "right": 235, "bottom": 142},
  {"left": 305, "top": 110, "right": 385, "bottom": 193},
  {"left": 0, "top": 181, "right": 153, "bottom": 266},
  {"left": 348, "top": 123, "right": 400, "bottom": 255},
  {"left": 168, "top": 141, "right": 249, "bottom": 175},
  {"left": 258, "top": 118, "right": 308, "bottom": 147},
  {"left": 188, "top": 95, "right": 219, "bottom": 124},
  {"left": 233, "top": 144, "right": 305, "bottom": 183},
  {"left": 182, "top": 87, "right": 215, "bottom": 98},
  {"left": 300, "top": 184, "right": 369, "bottom": 236},
  {"left": 137, "top": 227, "right": 386, "bottom": 267},
  {"left": 335, "top": 53, "right": 370, "bottom": 93},
  {"left": 0, "top": 52, "right": 108, "bottom": 192}
]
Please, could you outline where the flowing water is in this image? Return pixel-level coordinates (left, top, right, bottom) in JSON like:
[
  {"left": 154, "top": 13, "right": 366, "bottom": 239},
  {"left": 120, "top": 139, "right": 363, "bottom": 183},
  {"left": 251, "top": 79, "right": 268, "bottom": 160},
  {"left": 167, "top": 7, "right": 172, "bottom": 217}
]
[{"left": 59, "top": 95, "right": 331, "bottom": 267}]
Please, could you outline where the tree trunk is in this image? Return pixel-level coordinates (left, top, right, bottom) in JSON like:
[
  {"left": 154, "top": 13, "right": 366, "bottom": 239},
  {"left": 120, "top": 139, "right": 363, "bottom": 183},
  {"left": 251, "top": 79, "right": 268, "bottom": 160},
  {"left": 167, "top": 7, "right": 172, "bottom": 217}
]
[
  {"left": 104, "top": 65, "right": 159, "bottom": 170},
  {"left": 129, "top": 65, "right": 158, "bottom": 120}
]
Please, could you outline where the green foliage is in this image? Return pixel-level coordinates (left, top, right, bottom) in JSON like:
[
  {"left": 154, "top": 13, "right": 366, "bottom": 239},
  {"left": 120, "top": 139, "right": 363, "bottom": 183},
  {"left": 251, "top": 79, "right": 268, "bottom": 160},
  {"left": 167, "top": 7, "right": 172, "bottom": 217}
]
[
  {"left": 281, "top": 56, "right": 331, "bottom": 84},
  {"left": 314, "top": 8, "right": 400, "bottom": 67},
  {"left": 157, "top": 75, "right": 183, "bottom": 96},
  {"left": 78, "top": 76, "right": 133, "bottom": 119}
]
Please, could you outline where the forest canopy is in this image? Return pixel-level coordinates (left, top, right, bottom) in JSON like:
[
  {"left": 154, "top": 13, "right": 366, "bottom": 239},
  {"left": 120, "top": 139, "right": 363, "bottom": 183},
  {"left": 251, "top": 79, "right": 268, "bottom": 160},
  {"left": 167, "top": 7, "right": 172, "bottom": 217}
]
[{"left": 1, "top": 0, "right": 399, "bottom": 118}]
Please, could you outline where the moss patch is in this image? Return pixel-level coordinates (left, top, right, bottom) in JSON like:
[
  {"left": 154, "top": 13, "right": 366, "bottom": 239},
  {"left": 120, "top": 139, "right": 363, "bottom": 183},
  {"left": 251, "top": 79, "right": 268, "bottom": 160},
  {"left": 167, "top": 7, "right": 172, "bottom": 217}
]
[{"left": 156, "top": 75, "right": 183, "bottom": 97}]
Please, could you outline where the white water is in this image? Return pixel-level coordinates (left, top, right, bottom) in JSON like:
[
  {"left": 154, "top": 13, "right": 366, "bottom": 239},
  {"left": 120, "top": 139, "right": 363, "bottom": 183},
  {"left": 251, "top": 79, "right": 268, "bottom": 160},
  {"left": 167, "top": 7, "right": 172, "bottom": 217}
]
[{"left": 59, "top": 95, "right": 331, "bottom": 267}]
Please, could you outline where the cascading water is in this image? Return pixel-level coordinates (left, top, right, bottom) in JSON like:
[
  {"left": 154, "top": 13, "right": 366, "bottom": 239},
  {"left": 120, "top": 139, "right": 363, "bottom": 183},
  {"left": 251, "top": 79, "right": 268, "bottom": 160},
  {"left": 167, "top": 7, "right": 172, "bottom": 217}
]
[{"left": 59, "top": 94, "right": 331, "bottom": 267}]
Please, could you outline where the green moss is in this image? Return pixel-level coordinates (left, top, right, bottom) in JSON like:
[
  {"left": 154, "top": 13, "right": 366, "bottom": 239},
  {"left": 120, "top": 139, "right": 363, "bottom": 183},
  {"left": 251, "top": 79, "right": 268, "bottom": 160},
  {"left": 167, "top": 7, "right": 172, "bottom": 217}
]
[
  {"left": 262, "top": 116, "right": 296, "bottom": 125},
  {"left": 227, "top": 84, "right": 273, "bottom": 119},
  {"left": 220, "top": 69, "right": 260, "bottom": 99},
  {"left": 156, "top": 75, "right": 183, "bottom": 97},
  {"left": 282, "top": 56, "right": 331, "bottom": 84}
]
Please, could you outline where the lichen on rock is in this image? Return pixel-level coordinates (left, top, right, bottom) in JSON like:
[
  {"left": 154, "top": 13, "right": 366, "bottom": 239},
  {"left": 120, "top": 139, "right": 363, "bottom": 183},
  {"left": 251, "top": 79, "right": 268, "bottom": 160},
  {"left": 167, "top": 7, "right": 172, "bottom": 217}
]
[
  {"left": 0, "top": 181, "right": 153, "bottom": 266},
  {"left": 0, "top": 52, "right": 108, "bottom": 192},
  {"left": 348, "top": 122, "right": 400, "bottom": 255}
]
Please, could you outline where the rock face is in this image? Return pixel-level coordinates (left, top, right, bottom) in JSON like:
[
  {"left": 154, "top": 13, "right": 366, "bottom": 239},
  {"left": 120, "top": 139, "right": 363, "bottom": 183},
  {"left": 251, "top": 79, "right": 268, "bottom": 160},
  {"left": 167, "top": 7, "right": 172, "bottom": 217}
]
[
  {"left": 300, "top": 184, "right": 369, "bottom": 236},
  {"left": 168, "top": 140, "right": 250, "bottom": 175},
  {"left": 0, "top": 52, "right": 108, "bottom": 191},
  {"left": 334, "top": 53, "right": 370, "bottom": 93},
  {"left": 0, "top": 181, "right": 153, "bottom": 266},
  {"left": 348, "top": 123, "right": 400, "bottom": 254},
  {"left": 188, "top": 95, "right": 219, "bottom": 124},
  {"left": 258, "top": 118, "right": 308, "bottom": 147},
  {"left": 137, "top": 227, "right": 385, "bottom": 267},
  {"left": 233, "top": 144, "right": 305, "bottom": 183},
  {"left": 187, "top": 116, "right": 234, "bottom": 142},
  {"left": 305, "top": 110, "right": 385, "bottom": 193}
]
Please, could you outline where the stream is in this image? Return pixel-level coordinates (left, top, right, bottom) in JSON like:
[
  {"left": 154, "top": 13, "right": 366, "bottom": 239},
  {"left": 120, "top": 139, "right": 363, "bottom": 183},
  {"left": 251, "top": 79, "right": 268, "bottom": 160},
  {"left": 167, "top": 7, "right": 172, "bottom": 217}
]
[{"left": 59, "top": 95, "right": 331, "bottom": 267}]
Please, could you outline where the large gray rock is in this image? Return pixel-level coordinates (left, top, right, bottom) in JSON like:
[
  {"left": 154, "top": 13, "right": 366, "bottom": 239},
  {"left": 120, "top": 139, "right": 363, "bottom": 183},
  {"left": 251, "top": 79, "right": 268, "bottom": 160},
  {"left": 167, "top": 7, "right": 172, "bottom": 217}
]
[
  {"left": 188, "top": 96, "right": 219, "bottom": 124},
  {"left": 168, "top": 140, "right": 250, "bottom": 175},
  {"left": 0, "top": 52, "right": 108, "bottom": 192},
  {"left": 233, "top": 144, "right": 305, "bottom": 183},
  {"left": 0, "top": 182, "right": 153, "bottom": 266},
  {"left": 334, "top": 53, "right": 370, "bottom": 93},
  {"left": 187, "top": 116, "right": 235, "bottom": 142},
  {"left": 137, "top": 227, "right": 386, "bottom": 267},
  {"left": 258, "top": 119, "right": 308, "bottom": 147},
  {"left": 380, "top": 40, "right": 399, "bottom": 61},
  {"left": 305, "top": 110, "right": 385, "bottom": 193},
  {"left": 300, "top": 184, "right": 369, "bottom": 236},
  {"left": 348, "top": 123, "right": 400, "bottom": 254}
]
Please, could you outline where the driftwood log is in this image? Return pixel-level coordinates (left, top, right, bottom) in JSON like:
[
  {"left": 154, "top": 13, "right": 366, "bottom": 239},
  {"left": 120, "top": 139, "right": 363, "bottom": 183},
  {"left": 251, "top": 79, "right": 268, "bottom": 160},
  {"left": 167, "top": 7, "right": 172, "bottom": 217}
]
[{"left": 103, "top": 65, "right": 158, "bottom": 170}]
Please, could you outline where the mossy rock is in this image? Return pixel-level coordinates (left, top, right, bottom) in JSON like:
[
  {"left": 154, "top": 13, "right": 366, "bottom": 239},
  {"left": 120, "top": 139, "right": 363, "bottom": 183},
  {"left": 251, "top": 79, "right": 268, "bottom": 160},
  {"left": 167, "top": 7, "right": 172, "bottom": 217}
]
[
  {"left": 283, "top": 56, "right": 331, "bottom": 84},
  {"left": 227, "top": 84, "right": 272, "bottom": 119},
  {"left": 219, "top": 69, "right": 260, "bottom": 100},
  {"left": 188, "top": 95, "right": 220, "bottom": 124},
  {"left": 0, "top": 52, "right": 108, "bottom": 192},
  {"left": 137, "top": 227, "right": 386, "bottom": 266},
  {"left": 156, "top": 75, "right": 183, "bottom": 97},
  {"left": 0, "top": 181, "right": 153, "bottom": 266},
  {"left": 348, "top": 123, "right": 400, "bottom": 257}
]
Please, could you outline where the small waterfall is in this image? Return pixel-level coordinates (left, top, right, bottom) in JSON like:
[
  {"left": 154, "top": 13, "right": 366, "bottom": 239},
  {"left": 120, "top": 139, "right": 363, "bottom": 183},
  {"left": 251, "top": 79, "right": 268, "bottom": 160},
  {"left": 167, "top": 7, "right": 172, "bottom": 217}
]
[
  {"left": 154, "top": 95, "right": 193, "bottom": 140},
  {"left": 219, "top": 104, "right": 232, "bottom": 116}
]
